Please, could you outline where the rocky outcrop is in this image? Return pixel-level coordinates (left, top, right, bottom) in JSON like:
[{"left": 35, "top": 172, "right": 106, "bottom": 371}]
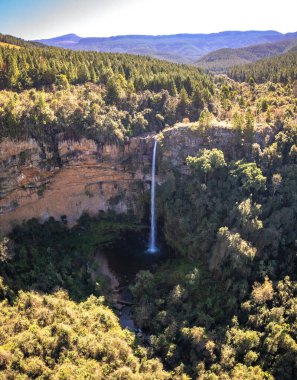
[
  {"left": 158, "top": 122, "right": 274, "bottom": 175},
  {"left": 0, "top": 137, "right": 155, "bottom": 235}
]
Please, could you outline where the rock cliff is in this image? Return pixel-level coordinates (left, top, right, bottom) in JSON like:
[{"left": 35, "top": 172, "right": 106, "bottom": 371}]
[
  {"left": 0, "top": 137, "right": 154, "bottom": 235},
  {"left": 0, "top": 123, "right": 274, "bottom": 235}
]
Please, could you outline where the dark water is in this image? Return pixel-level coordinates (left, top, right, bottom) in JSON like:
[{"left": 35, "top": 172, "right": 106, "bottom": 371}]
[{"left": 100, "top": 237, "right": 169, "bottom": 286}]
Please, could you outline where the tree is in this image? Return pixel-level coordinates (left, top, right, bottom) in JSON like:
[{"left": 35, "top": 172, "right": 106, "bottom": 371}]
[
  {"left": 192, "top": 86, "right": 204, "bottom": 111},
  {"left": 168, "top": 78, "right": 178, "bottom": 96},
  {"left": 187, "top": 148, "right": 226, "bottom": 182},
  {"left": 231, "top": 161, "right": 266, "bottom": 194},
  {"left": 55, "top": 74, "right": 69, "bottom": 90},
  {"left": 266, "top": 107, "right": 271, "bottom": 123},
  {"left": 84, "top": 104, "right": 125, "bottom": 158},
  {"left": 232, "top": 110, "right": 244, "bottom": 153},
  {"left": 7, "top": 54, "right": 20, "bottom": 89},
  {"left": 77, "top": 63, "right": 91, "bottom": 83},
  {"left": 220, "top": 83, "right": 232, "bottom": 110},
  {"left": 177, "top": 88, "right": 190, "bottom": 119},
  {"left": 0, "top": 237, "right": 14, "bottom": 262},
  {"left": 243, "top": 108, "right": 255, "bottom": 145},
  {"left": 271, "top": 173, "right": 282, "bottom": 195},
  {"left": 210, "top": 227, "right": 257, "bottom": 276},
  {"left": 235, "top": 198, "right": 263, "bottom": 240},
  {"left": 198, "top": 108, "right": 213, "bottom": 130},
  {"left": 106, "top": 77, "right": 122, "bottom": 105}
]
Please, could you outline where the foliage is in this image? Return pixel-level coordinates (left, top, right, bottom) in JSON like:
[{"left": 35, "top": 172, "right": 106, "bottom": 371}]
[
  {"left": 0, "top": 44, "right": 213, "bottom": 94},
  {"left": 186, "top": 148, "right": 226, "bottom": 182},
  {"left": 228, "top": 50, "right": 297, "bottom": 84},
  {"left": 0, "top": 284, "right": 169, "bottom": 379},
  {"left": 132, "top": 263, "right": 297, "bottom": 379},
  {"left": 0, "top": 214, "right": 143, "bottom": 300}
]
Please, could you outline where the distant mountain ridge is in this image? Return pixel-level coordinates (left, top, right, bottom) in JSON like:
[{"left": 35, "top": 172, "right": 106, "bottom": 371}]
[{"left": 34, "top": 30, "right": 297, "bottom": 64}]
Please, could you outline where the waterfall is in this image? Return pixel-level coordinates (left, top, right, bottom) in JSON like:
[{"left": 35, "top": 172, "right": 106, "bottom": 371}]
[{"left": 147, "top": 140, "right": 158, "bottom": 253}]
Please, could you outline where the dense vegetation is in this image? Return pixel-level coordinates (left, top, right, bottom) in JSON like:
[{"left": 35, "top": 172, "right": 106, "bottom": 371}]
[
  {"left": 0, "top": 213, "right": 143, "bottom": 300},
  {"left": 0, "top": 288, "right": 170, "bottom": 379},
  {"left": 228, "top": 50, "right": 297, "bottom": 84},
  {"left": 1, "top": 37, "right": 297, "bottom": 379},
  {"left": 0, "top": 81, "right": 211, "bottom": 167},
  {"left": 127, "top": 75, "right": 297, "bottom": 378},
  {"left": 0, "top": 216, "right": 173, "bottom": 379},
  {"left": 131, "top": 116, "right": 297, "bottom": 378},
  {"left": 0, "top": 44, "right": 213, "bottom": 167},
  {"left": 0, "top": 44, "right": 212, "bottom": 94},
  {"left": 133, "top": 265, "right": 297, "bottom": 379}
]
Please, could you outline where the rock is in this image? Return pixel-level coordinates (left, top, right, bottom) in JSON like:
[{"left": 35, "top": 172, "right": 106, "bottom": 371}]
[
  {"left": 0, "top": 137, "right": 151, "bottom": 234},
  {"left": 0, "top": 125, "right": 274, "bottom": 234}
]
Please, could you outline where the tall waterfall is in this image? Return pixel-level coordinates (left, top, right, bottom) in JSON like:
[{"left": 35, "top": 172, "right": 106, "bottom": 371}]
[{"left": 147, "top": 140, "right": 158, "bottom": 253}]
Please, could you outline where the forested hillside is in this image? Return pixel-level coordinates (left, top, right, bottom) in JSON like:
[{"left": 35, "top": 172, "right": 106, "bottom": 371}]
[
  {"left": 228, "top": 50, "right": 297, "bottom": 83},
  {"left": 196, "top": 38, "right": 297, "bottom": 72},
  {"left": 0, "top": 44, "right": 213, "bottom": 167},
  {"left": 0, "top": 33, "right": 43, "bottom": 48},
  {"left": 0, "top": 45, "right": 213, "bottom": 92}
]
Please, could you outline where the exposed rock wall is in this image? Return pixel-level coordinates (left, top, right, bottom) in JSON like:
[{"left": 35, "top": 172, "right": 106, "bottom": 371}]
[
  {"left": 0, "top": 137, "right": 154, "bottom": 235},
  {"left": 158, "top": 123, "right": 274, "bottom": 175},
  {"left": 0, "top": 123, "right": 274, "bottom": 235}
]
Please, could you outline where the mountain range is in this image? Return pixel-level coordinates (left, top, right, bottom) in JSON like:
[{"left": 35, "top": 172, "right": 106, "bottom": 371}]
[{"left": 35, "top": 30, "right": 297, "bottom": 65}]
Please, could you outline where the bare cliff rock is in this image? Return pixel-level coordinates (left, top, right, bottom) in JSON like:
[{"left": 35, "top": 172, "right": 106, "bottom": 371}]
[
  {"left": 0, "top": 123, "right": 274, "bottom": 235},
  {"left": 0, "top": 137, "right": 155, "bottom": 235}
]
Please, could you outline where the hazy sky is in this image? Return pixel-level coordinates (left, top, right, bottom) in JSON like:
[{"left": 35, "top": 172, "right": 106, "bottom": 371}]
[{"left": 0, "top": 0, "right": 296, "bottom": 40}]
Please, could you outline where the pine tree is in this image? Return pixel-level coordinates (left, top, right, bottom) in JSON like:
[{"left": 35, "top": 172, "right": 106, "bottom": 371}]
[
  {"left": 168, "top": 78, "right": 178, "bottom": 96},
  {"left": 232, "top": 110, "right": 244, "bottom": 152},
  {"left": 77, "top": 63, "right": 91, "bottom": 83},
  {"left": 177, "top": 88, "right": 190, "bottom": 119},
  {"left": 192, "top": 86, "right": 204, "bottom": 111},
  {"left": 106, "top": 77, "right": 121, "bottom": 104},
  {"left": 244, "top": 107, "right": 255, "bottom": 146},
  {"left": 7, "top": 54, "right": 20, "bottom": 89}
]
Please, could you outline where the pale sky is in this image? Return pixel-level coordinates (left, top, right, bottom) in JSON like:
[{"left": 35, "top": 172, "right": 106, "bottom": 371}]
[{"left": 0, "top": 0, "right": 296, "bottom": 40}]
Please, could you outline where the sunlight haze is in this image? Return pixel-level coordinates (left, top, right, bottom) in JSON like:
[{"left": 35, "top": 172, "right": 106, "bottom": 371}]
[{"left": 0, "top": 0, "right": 296, "bottom": 39}]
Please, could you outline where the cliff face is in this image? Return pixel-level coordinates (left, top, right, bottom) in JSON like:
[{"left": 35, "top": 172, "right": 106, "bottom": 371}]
[
  {"left": 0, "top": 123, "right": 274, "bottom": 235},
  {"left": 158, "top": 123, "right": 274, "bottom": 175},
  {"left": 0, "top": 137, "right": 154, "bottom": 235}
]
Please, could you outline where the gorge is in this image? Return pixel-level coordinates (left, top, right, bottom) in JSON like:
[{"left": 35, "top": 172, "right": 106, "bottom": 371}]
[
  {"left": 0, "top": 31, "right": 297, "bottom": 379},
  {"left": 0, "top": 123, "right": 273, "bottom": 237}
]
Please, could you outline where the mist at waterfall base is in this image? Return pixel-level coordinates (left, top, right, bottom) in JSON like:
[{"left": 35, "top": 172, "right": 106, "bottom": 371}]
[{"left": 147, "top": 139, "right": 158, "bottom": 253}]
